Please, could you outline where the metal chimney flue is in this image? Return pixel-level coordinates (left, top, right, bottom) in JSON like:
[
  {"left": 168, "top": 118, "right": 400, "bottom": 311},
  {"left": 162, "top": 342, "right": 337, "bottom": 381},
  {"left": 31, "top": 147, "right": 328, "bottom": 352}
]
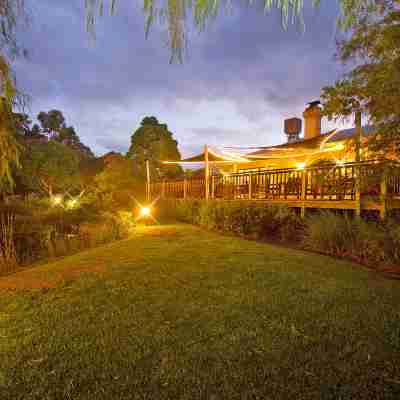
[{"left": 284, "top": 118, "right": 302, "bottom": 143}]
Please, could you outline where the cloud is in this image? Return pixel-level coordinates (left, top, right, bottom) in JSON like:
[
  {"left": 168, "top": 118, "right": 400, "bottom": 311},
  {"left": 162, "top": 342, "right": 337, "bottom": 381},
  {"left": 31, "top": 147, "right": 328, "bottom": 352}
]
[{"left": 15, "top": 0, "right": 344, "bottom": 157}]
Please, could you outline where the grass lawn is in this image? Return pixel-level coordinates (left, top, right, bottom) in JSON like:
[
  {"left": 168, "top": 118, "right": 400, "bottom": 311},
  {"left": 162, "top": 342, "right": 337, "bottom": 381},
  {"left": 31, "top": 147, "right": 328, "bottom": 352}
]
[{"left": 1, "top": 224, "right": 400, "bottom": 399}]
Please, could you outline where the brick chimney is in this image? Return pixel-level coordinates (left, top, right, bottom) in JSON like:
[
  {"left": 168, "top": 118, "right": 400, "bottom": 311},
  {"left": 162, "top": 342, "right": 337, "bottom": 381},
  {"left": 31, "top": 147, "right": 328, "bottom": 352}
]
[{"left": 303, "top": 100, "right": 322, "bottom": 140}]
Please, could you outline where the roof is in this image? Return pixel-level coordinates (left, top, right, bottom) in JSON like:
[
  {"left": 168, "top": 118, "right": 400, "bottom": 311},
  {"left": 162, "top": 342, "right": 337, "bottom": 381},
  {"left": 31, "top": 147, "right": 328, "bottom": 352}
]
[{"left": 246, "top": 126, "right": 375, "bottom": 159}]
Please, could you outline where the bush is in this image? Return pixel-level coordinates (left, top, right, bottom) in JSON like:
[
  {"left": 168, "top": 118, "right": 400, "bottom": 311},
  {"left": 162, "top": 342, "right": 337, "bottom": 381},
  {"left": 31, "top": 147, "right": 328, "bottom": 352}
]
[
  {"left": 160, "top": 200, "right": 399, "bottom": 270},
  {"left": 304, "top": 211, "right": 390, "bottom": 266},
  {"left": 0, "top": 197, "right": 136, "bottom": 270},
  {"left": 159, "top": 199, "right": 303, "bottom": 242}
]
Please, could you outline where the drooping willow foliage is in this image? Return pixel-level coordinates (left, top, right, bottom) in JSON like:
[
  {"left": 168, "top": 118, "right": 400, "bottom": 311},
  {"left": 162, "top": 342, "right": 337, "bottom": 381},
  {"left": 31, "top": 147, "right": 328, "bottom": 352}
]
[
  {"left": 85, "top": 1, "right": 385, "bottom": 62},
  {"left": 0, "top": 0, "right": 27, "bottom": 189},
  {"left": 0, "top": 56, "right": 20, "bottom": 189}
]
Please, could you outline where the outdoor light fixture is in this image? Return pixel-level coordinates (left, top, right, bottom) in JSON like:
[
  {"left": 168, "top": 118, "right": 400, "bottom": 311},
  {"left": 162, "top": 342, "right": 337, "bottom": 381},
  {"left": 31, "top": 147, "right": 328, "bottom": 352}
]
[
  {"left": 51, "top": 195, "right": 63, "bottom": 206},
  {"left": 66, "top": 199, "right": 78, "bottom": 209},
  {"left": 140, "top": 206, "right": 151, "bottom": 217},
  {"left": 296, "top": 162, "right": 306, "bottom": 170}
]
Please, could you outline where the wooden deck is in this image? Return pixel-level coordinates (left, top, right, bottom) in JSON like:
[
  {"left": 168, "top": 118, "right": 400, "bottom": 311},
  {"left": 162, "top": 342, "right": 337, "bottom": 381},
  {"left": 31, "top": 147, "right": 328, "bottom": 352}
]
[{"left": 151, "top": 160, "right": 400, "bottom": 218}]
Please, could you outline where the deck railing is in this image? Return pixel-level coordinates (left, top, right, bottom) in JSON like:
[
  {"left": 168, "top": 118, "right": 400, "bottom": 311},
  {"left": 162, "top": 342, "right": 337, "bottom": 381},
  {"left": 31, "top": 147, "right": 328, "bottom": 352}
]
[{"left": 150, "top": 160, "right": 400, "bottom": 210}]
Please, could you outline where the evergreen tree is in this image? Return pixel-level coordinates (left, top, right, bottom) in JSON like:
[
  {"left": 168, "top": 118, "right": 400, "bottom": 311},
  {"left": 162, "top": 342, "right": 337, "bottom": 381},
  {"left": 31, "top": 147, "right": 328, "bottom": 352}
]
[{"left": 127, "top": 116, "right": 183, "bottom": 180}]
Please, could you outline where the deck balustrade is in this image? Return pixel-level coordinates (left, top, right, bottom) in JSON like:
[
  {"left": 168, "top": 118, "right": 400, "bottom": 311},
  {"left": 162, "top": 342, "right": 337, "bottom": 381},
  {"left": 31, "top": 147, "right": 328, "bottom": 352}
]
[{"left": 150, "top": 161, "right": 400, "bottom": 218}]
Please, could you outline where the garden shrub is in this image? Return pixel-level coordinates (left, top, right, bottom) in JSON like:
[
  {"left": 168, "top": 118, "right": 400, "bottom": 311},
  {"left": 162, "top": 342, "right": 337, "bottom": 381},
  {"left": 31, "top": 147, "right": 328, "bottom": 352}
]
[
  {"left": 160, "top": 199, "right": 303, "bottom": 242},
  {"left": 0, "top": 197, "right": 136, "bottom": 272},
  {"left": 160, "top": 200, "right": 399, "bottom": 270},
  {"left": 304, "top": 212, "right": 389, "bottom": 266}
]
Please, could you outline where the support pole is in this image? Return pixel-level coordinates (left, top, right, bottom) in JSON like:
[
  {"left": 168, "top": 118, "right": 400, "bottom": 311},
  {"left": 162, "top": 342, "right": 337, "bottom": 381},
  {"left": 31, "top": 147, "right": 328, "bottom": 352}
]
[
  {"left": 205, "top": 145, "right": 210, "bottom": 200},
  {"left": 355, "top": 111, "right": 362, "bottom": 163},
  {"left": 355, "top": 168, "right": 361, "bottom": 218},
  {"left": 248, "top": 174, "right": 252, "bottom": 200},
  {"left": 380, "top": 168, "right": 387, "bottom": 220},
  {"left": 301, "top": 170, "right": 306, "bottom": 218},
  {"left": 146, "top": 159, "right": 150, "bottom": 202}
]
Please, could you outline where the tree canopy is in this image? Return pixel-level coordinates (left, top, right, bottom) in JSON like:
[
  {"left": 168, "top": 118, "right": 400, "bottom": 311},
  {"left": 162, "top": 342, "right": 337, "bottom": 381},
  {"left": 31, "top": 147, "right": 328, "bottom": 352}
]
[
  {"left": 18, "top": 140, "right": 81, "bottom": 196},
  {"left": 34, "top": 110, "right": 94, "bottom": 159},
  {"left": 321, "top": 1, "right": 400, "bottom": 155},
  {"left": 127, "top": 116, "right": 183, "bottom": 180},
  {"left": 37, "top": 110, "right": 66, "bottom": 138}
]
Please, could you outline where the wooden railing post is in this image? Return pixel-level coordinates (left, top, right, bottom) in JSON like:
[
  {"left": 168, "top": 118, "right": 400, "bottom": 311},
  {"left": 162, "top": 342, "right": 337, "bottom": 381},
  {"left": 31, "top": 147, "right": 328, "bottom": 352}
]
[
  {"left": 248, "top": 174, "right": 252, "bottom": 200},
  {"left": 183, "top": 178, "right": 187, "bottom": 199},
  {"left": 380, "top": 167, "right": 387, "bottom": 220},
  {"left": 300, "top": 170, "right": 306, "bottom": 218},
  {"left": 162, "top": 180, "right": 166, "bottom": 199},
  {"left": 355, "top": 166, "right": 361, "bottom": 218},
  {"left": 211, "top": 175, "right": 215, "bottom": 199}
]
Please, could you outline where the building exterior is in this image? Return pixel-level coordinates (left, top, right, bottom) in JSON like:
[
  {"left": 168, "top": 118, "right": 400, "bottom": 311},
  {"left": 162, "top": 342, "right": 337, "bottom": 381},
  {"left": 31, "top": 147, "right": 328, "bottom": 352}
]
[{"left": 220, "top": 101, "right": 375, "bottom": 174}]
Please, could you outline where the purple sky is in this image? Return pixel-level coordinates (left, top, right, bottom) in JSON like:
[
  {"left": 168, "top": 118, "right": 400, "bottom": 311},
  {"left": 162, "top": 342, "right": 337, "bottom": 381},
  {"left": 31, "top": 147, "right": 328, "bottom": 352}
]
[{"left": 14, "top": 0, "right": 349, "bottom": 157}]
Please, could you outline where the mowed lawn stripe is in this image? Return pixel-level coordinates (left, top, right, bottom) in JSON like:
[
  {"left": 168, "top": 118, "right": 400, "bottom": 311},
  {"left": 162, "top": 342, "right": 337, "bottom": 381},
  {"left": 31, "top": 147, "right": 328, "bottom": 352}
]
[{"left": 1, "top": 224, "right": 400, "bottom": 399}]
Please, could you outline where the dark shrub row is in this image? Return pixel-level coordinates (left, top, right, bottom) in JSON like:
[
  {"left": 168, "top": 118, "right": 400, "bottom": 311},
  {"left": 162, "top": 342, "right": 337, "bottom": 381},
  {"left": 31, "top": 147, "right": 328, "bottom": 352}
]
[
  {"left": 159, "top": 199, "right": 304, "bottom": 242},
  {"left": 0, "top": 200, "right": 135, "bottom": 275},
  {"left": 159, "top": 199, "right": 400, "bottom": 270}
]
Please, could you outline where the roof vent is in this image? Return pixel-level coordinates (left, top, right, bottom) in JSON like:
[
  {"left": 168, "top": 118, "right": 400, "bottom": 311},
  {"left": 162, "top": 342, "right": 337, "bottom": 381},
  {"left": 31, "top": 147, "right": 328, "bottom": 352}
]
[{"left": 284, "top": 118, "right": 302, "bottom": 143}]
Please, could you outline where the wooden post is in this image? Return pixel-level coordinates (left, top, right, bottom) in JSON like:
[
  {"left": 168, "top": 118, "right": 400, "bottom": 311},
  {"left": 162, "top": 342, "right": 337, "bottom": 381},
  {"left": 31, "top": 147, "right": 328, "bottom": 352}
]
[
  {"left": 355, "top": 165, "right": 361, "bottom": 218},
  {"left": 248, "top": 174, "right": 252, "bottom": 200},
  {"left": 355, "top": 111, "right": 362, "bottom": 162},
  {"left": 205, "top": 145, "right": 210, "bottom": 200},
  {"left": 183, "top": 177, "right": 187, "bottom": 199},
  {"left": 380, "top": 168, "right": 387, "bottom": 220},
  {"left": 162, "top": 180, "right": 166, "bottom": 199},
  {"left": 146, "top": 159, "right": 150, "bottom": 202},
  {"left": 300, "top": 170, "right": 306, "bottom": 218},
  {"left": 211, "top": 175, "right": 215, "bottom": 199}
]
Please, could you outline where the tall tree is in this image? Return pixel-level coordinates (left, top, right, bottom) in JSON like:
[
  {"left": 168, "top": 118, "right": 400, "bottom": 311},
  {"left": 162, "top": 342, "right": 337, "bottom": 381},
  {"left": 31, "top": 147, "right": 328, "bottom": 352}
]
[
  {"left": 37, "top": 110, "right": 66, "bottom": 139},
  {"left": 127, "top": 116, "right": 183, "bottom": 179},
  {"left": 18, "top": 140, "right": 81, "bottom": 196},
  {"left": 321, "top": 1, "right": 400, "bottom": 156}
]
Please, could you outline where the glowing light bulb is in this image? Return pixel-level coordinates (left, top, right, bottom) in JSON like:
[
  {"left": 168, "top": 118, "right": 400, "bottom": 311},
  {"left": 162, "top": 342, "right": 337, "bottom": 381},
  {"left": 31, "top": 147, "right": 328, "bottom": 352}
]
[
  {"left": 296, "top": 162, "right": 306, "bottom": 170},
  {"left": 66, "top": 199, "right": 78, "bottom": 209},
  {"left": 140, "top": 207, "right": 151, "bottom": 217},
  {"left": 51, "top": 195, "right": 63, "bottom": 206}
]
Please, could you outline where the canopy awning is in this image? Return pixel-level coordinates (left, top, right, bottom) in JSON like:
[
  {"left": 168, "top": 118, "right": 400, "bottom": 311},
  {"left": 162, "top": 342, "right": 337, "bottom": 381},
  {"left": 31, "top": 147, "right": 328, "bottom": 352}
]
[{"left": 163, "top": 147, "right": 249, "bottom": 164}]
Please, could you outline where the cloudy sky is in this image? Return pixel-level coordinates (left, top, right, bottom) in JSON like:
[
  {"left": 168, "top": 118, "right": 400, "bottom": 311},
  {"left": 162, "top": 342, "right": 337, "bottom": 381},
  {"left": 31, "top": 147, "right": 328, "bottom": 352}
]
[{"left": 14, "top": 0, "right": 349, "bottom": 158}]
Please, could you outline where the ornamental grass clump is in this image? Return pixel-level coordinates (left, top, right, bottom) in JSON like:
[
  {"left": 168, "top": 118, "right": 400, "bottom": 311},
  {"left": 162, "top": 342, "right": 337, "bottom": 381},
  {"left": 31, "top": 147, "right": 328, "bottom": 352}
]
[{"left": 304, "top": 212, "right": 386, "bottom": 265}]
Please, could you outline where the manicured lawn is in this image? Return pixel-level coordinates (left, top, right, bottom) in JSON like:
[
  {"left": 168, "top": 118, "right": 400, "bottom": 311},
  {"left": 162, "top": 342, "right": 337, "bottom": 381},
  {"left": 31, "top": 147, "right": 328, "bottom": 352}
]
[{"left": 1, "top": 224, "right": 400, "bottom": 399}]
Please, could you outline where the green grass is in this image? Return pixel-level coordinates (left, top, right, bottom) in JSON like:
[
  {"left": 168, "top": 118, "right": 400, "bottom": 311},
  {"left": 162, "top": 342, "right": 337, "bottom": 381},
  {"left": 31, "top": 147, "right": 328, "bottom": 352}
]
[{"left": 1, "top": 224, "right": 400, "bottom": 399}]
